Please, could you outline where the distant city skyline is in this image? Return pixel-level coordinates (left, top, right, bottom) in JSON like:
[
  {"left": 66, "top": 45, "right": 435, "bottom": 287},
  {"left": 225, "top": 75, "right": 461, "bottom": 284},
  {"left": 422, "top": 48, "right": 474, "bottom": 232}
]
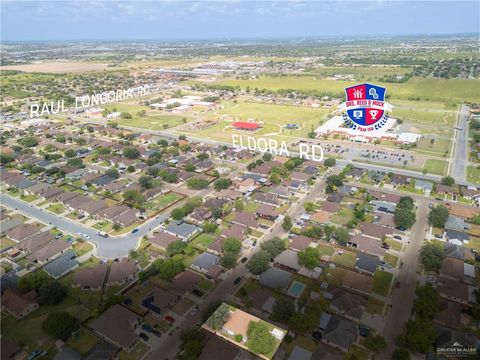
[{"left": 1, "top": 1, "right": 479, "bottom": 42}]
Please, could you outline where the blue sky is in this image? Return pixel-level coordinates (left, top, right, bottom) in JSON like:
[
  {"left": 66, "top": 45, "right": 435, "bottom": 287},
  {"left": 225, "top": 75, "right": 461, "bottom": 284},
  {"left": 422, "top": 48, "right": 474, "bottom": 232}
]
[{"left": 1, "top": 1, "right": 479, "bottom": 41}]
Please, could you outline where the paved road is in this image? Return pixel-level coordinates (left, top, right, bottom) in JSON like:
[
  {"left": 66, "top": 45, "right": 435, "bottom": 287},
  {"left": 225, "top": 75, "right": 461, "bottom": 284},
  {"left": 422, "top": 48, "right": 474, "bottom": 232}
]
[
  {"left": 147, "top": 172, "right": 331, "bottom": 359},
  {"left": 450, "top": 104, "right": 469, "bottom": 182},
  {"left": 382, "top": 200, "right": 430, "bottom": 356},
  {"left": 0, "top": 193, "right": 169, "bottom": 259}
]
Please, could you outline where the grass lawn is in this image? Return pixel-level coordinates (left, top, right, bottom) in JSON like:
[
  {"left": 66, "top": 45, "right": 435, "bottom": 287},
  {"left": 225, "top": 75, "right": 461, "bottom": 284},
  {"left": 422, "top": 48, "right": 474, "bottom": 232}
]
[
  {"left": 116, "top": 112, "right": 186, "bottom": 131},
  {"left": 1, "top": 313, "right": 53, "bottom": 353},
  {"left": 423, "top": 159, "right": 448, "bottom": 176},
  {"left": 245, "top": 201, "right": 260, "bottom": 212},
  {"left": 366, "top": 298, "right": 385, "bottom": 315},
  {"left": 67, "top": 328, "right": 100, "bottom": 355},
  {"left": 332, "top": 250, "right": 357, "bottom": 269},
  {"left": 346, "top": 344, "right": 370, "bottom": 360},
  {"left": 118, "top": 342, "right": 150, "bottom": 360},
  {"left": 172, "top": 297, "right": 196, "bottom": 316},
  {"left": 315, "top": 243, "right": 335, "bottom": 257},
  {"left": 325, "top": 267, "right": 347, "bottom": 286},
  {"left": 73, "top": 241, "right": 94, "bottom": 256},
  {"left": 210, "top": 76, "right": 480, "bottom": 104},
  {"left": 146, "top": 192, "right": 183, "bottom": 211},
  {"left": 385, "top": 238, "right": 404, "bottom": 252},
  {"left": 383, "top": 253, "right": 399, "bottom": 267},
  {"left": 467, "top": 166, "right": 480, "bottom": 185},
  {"left": 373, "top": 270, "right": 393, "bottom": 297},
  {"left": 188, "top": 234, "right": 215, "bottom": 251},
  {"left": 93, "top": 220, "right": 114, "bottom": 232},
  {"left": 46, "top": 203, "right": 67, "bottom": 214},
  {"left": 19, "top": 194, "right": 39, "bottom": 203},
  {"left": 1, "top": 236, "right": 16, "bottom": 250},
  {"left": 416, "top": 137, "right": 452, "bottom": 156},
  {"left": 331, "top": 207, "right": 354, "bottom": 226},
  {"left": 198, "top": 278, "right": 214, "bottom": 291},
  {"left": 465, "top": 236, "right": 480, "bottom": 252}
]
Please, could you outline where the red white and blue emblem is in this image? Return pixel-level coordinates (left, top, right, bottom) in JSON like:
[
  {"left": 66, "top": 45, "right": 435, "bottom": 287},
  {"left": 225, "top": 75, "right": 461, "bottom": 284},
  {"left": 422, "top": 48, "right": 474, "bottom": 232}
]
[{"left": 343, "top": 83, "right": 389, "bottom": 131}]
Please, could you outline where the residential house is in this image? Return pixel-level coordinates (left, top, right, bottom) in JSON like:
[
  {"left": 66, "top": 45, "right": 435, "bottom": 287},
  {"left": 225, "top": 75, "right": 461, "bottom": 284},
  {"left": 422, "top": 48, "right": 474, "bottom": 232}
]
[
  {"left": 164, "top": 221, "right": 201, "bottom": 240},
  {"left": 289, "top": 235, "right": 312, "bottom": 252},
  {"left": 26, "top": 240, "right": 71, "bottom": 265},
  {"left": 43, "top": 250, "right": 79, "bottom": 279},
  {"left": 191, "top": 252, "right": 220, "bottom": 273},
  {"left": 355, "top": 253, "right": 381, "bottom": 275},
  {"left": 107, "top": 258, "right": 138, "bottom": 285},
  {"left": 72, "top": 264, "right": 108, "bottom": 290},
  {"left": 342, "top": 270, "right": 374, "bottom": 296},
  {"left": 141, "top": 287, "right": 180, "bottom": 317},
  {"left": 231, "top": 212, "right": 259, "bottom": 229},
  {"left": 5, "top": 224, "right": 40, "bottom": 242},
  {"left": 90, "top": 305, "right": 141, "bottom": 350},
  {"left": 255, "top": 204, "right": 279, "bottom": 221},
  {"left": 168, "top": 271, "right": 202, "bottom": 296},
  {"left": 1, "top": 288, "right": 39, "bottom": 318},
  {"left": 274, "top": 249, "right": 301, "bottom": 273},
  {"left": 259, "top": 267, "right": 292, "bottom": 291},
  {"left": 321, "top": 314, "right": 357, "bottom": 352},
  {"left": 327, "top": 287, "right": 366, "bottom": 322},
  {"left": 149, "top": 231, "right": 179, "bottom": 251}
]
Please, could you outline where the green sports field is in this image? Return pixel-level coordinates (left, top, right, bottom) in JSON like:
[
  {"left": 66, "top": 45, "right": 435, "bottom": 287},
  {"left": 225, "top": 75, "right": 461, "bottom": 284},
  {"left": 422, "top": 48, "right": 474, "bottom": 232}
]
[{"left": 180, "top": 100, "right": 331, "bottom": 143}]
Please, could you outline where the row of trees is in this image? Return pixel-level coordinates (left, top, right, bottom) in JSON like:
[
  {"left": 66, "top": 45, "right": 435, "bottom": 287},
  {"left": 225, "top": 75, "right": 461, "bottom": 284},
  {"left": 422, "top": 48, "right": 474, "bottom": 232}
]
[{"left": 246, "top": 238, "right": 286, "bottom": 275}]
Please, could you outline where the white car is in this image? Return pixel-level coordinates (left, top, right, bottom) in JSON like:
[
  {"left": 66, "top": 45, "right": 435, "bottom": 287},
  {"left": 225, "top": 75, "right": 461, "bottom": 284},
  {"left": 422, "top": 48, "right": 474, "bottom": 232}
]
[{"left": 190, "top": 306, "right": 199, "bottom": 316}]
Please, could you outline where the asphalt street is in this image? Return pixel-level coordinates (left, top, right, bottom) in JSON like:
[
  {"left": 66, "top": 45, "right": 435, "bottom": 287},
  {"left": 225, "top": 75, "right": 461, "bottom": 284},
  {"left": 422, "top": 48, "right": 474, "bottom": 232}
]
[
  {"left": 0, "top": 193, "right": 169, "bottom": 259},
  {"left": 450, "top": 104, "right": 469, "bottom": 182}
]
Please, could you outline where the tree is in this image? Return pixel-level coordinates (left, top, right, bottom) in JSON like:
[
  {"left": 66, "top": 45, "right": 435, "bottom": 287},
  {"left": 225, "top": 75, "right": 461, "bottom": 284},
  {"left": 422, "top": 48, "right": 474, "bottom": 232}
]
[
  {"left": 220, "top": 253, "right": 237, "bottom": 269},
  {"left": 326, "top": 175, "right": 343, "bottom": 193},
  {"left": 440, "top": 176, "right": 455, "bottom": 186},
  {"left": 401, "top": 318, "right": 436, "bottom": 353},
  {"left": 364, "top": 334, "right": 387, "bottom": 353},
  {"left": 171, "top": 207, "right": 186, "bottom": 220},
  {"left": 270, "top": 172, "right": 281, "bottom": 185},
  {"left": 197, "top": 152, "right": 209, "bottom": 161},
  {"left": 38, "top": 282, "right": 68, "bottom": 305},
  {"left": 123, "top": 189, "right": 139, "bottom": 202},
  {"left": 202, "top": 300, "right": 223, "bottom": 322},
  {"left": 246, "top": 251, "right": 270, "bottom": 275},
  {"left": 304, "top": 202, "right": 316, "bottom": 212},
  {"left": 123, "top": 146, "right": 139, "bottom": 159},
  {"left": 271, "top": 297, "right": 295, "bottom": 322},
  {"left": 167, "top": 240, "right": 187, "bottom": 256},
  {"left": 262, "top": 152, "right": 273, "bottom": 161},
  {"left": 17, "top": 271, "right": 50, "bottom": 293},
  {"left": 428, "top": 205, "right": 449, "bottom": 228},
  {"left": 214, "top": 178, "right": 232, "bottom": 191},
  {"left": 324, "top": 157, "right": 336, "bottom": 167},
  {"left": 19, "top": 136, "right": 38, "bottom": 147},
  {"left": 64, "top": 149, "right": 77, "bottom": 158},
  {"left": 282, "top": 216, "right": 292, "bottom": 231},
  {"left": 205, "top": 303, "right": 230, "bottom": 330},
  {"left": 234, "top": 199, "right": 244, "bottom": 211},
  {"left": 0, "top": 152, "right": 14, "bottom": 165},
  {"left": 394, "top": 196, "right": 416, "bottom": 229},
  {"left": 246, "top": 321, "right": 276, "bottom": 355},
  {"left": 223, "top": 237, "right": 242, "bottom": 254},
  {"left": 120, "top": 112, "right": 132, "bottom": 119},
  {"left": 156, "top": 258, "right": 185, "bottom": 281},
  {"left": 260, "top": 238, "right": 286, "bottom": 258},
  {"left": 105, "top": 168, "right": 119, "bottom": 179},
  {"left": 420, "top": 241, "right": 445, "bottom": 272},
  {"left": 203, "top": 222, "right": 217, "bottom": 233},
  {"left": 139, "top": 175, "right": 154, "bottom": 189},
  {"left": 67, "top": 157, "right": 83, "bottom": 167},
  {"left": 185, "top": 163, "right": 196, "bottom": 172},
  {"left": 186, "top": 178, "right": 209, "bottom": 189},
  {"left": 392, "top": 348, "right": 410, "bottom": 360},
  {"left": 298, "top": 247, "right": 320, "bottom": 269},
  {"left": 42, "top": 312, "right": 80, "bottom": 341},
  {"left": 178, "top": 327, "right": 205, "bottom": 360},
  {"left": 334, "top": 227, "right": 350, "bottom": 246},
  {"left": 414, "top": 283, "right": 439, "bottom": 319}
]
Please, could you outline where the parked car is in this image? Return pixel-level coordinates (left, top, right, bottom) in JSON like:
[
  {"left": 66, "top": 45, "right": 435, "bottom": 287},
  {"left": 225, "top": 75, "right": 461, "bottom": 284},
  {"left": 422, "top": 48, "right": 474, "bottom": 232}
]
[
  {"left": 131, "top": 228, "right": 139, "bottom": 234},
  {"left": 395, "top": 281, "right": 401, "bottom": 288},
  {"left": 233, "top": 277, "right": 242, "bottom": 285},
  {"left": 54, "top": 233, "right": 63, "bottom": 239},
  {"left": 240, "top": 257, "right": 248, "bottom": 263},
  {"left": 152, "top": 329, "right": 162, "bottom": 337},
  {"left": 190, "top": 306, "right": 199, "bottom": 316},
  {"left": 139, "top": 333, "right": 150, "bottom": 341},
  {"left": 164, "top": 316, "right": 175, "bottom": 324},
  {"left": 142, "top": 324, "right": 153, "bottom": 332}
]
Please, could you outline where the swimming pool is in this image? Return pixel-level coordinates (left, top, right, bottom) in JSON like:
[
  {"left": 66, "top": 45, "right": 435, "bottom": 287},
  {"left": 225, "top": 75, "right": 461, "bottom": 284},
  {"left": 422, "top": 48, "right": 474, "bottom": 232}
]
[{"left": 287, "top": 281, "right": 306, "bottom": 298}]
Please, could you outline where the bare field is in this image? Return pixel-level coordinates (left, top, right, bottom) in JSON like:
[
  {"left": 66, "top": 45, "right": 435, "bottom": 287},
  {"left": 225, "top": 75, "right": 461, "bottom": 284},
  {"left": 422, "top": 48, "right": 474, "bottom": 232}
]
[{"left": 1, "top": 61, "right": 111, "bottom": 73}]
